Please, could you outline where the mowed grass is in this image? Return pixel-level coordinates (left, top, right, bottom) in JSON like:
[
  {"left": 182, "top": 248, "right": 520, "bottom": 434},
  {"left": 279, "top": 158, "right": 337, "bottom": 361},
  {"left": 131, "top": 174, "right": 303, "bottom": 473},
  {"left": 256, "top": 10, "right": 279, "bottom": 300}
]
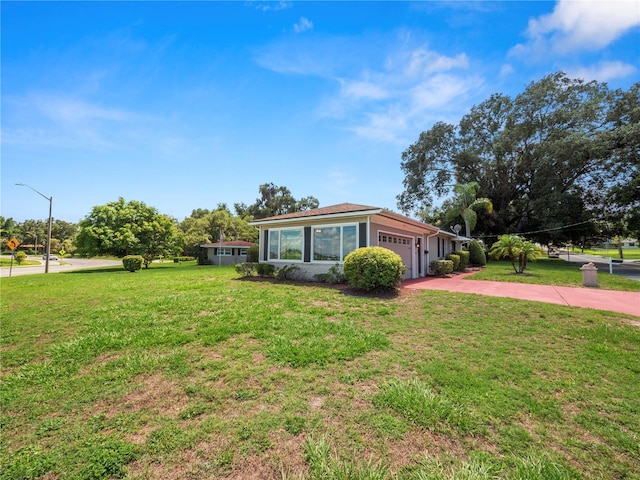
[
  {"left": 467, "top": 258, "right": 640, "bottom": 291},
  {"left": 1, "top": 264, "right": 639, "bottom": 479},
  {"left": 0, "top": 257, "right": 41, "bottom": 267},
  {"left": 578, "top": 248, "right": 640, "bottom": 261}
]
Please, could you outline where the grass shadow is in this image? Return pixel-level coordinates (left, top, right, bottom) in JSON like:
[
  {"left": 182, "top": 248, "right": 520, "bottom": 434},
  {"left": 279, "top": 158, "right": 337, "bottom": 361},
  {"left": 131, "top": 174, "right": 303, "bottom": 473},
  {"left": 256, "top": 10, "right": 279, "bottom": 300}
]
[{"left": 234, "top": 275, "right": 401, "bottom": 299}]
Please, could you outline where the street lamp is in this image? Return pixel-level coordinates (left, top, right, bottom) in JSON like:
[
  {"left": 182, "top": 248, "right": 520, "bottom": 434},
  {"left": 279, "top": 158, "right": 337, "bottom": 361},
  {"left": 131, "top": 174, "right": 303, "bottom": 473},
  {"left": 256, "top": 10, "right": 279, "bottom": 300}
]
[{"left": 16, "top": 183, "right": 53, "bottom": 273}]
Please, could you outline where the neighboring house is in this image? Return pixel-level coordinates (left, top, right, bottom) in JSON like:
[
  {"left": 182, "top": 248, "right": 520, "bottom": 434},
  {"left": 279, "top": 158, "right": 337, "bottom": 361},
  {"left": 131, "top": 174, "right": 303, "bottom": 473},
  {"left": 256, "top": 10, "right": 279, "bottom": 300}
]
[
  {"left": 249, "top": 202, "right": 466, "bottom": 280},
  {"left": 200, "top": 240, "right": 254, "bottom": 266}
]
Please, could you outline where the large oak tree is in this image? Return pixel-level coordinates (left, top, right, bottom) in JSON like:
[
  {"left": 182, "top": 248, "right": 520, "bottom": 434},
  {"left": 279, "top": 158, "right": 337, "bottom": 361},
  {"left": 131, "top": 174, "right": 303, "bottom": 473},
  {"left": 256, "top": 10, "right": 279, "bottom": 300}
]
[{"left": 398, "top": 72, "right": 639, "bottom": 245}]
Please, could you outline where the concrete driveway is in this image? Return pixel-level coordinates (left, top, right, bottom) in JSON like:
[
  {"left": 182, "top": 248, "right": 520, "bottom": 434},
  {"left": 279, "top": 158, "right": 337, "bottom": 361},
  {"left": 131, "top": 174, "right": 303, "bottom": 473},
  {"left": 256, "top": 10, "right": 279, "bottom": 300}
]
[{"left": 1, "top": 257, "right": 122, "bottom": 278}]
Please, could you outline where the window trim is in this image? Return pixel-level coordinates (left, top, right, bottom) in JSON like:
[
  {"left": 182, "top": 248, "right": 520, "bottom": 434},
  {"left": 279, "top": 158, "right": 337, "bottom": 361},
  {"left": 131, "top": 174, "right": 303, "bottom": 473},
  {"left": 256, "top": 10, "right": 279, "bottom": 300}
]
[
  {"left": 311, "top": 223, "right": 358, "bottom": 263},
  {"left": 268, "top": 227, "right": 304, "bottom": 262}
]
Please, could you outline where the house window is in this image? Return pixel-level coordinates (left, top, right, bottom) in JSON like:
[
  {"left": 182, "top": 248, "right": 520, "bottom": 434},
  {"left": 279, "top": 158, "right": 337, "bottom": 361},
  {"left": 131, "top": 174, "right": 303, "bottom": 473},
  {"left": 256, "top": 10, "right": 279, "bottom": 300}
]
[
  {"left": 269, "top": 228, "right": 303, "bottom": 261},
  {"left": 216, "top": 248, "right": 232, "bottom": 256},
  {"left": 239, "top": 248, "right": 248, "bottom": 256},
  {"left": 313, "top": 224, "right": 357, "bottom": 262}
]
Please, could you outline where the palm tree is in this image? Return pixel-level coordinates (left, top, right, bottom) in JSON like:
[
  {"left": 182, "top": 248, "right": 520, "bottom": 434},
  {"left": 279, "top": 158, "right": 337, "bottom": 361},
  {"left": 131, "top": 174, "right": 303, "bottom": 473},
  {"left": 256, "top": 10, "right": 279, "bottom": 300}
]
[
  {"left": 489, "top": 234, "right": 522, "bottom": 273},
  {"left": 517, "top": 239, "right": 541, "bottom": 273},
  {"left": 489, "top": 234, "right": 541, "bottom": 274},
  {"left": 445, "top": 182, "right": 493, "bottom": 238}
]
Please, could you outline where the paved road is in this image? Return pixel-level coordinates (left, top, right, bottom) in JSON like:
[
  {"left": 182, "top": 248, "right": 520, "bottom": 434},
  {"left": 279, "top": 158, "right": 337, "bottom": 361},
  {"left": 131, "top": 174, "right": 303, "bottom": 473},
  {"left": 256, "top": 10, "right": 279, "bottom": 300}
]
[
  {"left": 559, "top": 251, "right": 640, "bottom": 281},
  {"left": 1, "top": 257, "right": 122, "bottom": 278}
]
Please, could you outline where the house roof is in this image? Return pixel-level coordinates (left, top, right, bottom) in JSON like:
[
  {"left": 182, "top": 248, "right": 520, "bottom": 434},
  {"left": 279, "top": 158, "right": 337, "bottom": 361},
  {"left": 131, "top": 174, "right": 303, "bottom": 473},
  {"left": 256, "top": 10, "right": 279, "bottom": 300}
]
[
  {"left": 200, "top": 240, "right": 255, "bottom": 248},
  {"left": 249, "top": 203, "right": 381, "bottom": 223},
  {"left": 249, "top": 202, "right": 440, "bottom": 233}
]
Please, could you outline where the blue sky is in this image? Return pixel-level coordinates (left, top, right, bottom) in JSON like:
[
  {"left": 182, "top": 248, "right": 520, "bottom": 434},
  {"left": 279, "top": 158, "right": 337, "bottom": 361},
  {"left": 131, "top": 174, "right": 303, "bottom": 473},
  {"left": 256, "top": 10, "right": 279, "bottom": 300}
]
[{"left": 2, "top": 1, "right": 639, "bottom": 223}]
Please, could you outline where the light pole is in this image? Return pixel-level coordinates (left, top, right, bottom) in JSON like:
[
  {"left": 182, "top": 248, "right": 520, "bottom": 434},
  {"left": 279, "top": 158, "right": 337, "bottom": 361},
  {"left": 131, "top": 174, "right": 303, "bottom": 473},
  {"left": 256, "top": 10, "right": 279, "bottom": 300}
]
[{"left": 16, "top": 183, "right": 53, "bottom": 273}]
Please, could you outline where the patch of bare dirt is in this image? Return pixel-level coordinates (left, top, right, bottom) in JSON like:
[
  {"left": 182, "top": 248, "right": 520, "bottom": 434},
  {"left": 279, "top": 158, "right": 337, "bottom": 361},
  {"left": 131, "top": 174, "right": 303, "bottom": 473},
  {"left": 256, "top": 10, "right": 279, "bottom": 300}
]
[
  {"left": 621, "top": 318, "right": 640, "bottom": 328},
  {"left": 92, "top": 373, "right": 188, "bottom": 424}
]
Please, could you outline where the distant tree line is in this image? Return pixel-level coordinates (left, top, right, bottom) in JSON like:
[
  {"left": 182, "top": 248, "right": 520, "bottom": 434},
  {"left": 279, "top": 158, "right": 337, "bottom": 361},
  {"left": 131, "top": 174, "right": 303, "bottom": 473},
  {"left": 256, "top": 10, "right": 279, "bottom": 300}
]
[{"left": 0, "top": 183, "right": 319, "bottom": 259}]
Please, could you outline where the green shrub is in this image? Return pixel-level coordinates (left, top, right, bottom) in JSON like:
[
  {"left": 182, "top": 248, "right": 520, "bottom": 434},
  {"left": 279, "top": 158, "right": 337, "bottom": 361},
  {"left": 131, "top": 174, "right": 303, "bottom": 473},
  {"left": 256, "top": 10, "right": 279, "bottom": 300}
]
[
  {"left": 14, "top": 251, "right": 27, "bottom": 265},
  {"left": 314, "top": 263, "right": 346, "bottom": 284},
  {"left": 234, "top": 262, "right": 257, "bottom": 277},
  {"left": 246, "top": 244, "right": 259, "bottom": 263},
  {"left": 276, "top": 264, "right": 302, "bottom": 281},
  {"left": 445, "top": 253, "right": 460, "bottom": 271},
  {"left": 430, "top": 260, "right": 454, "bottom": 276},
  {"left": 173, "top": 256, "right": 195, "bottom": 263},
  {"left": 122, "top": 255, "right": 143, "bottom": 272},
  {"left": 343, "top": 247, "right": 405, "bottom": 292},
  {"left": 457, "top": 250, "right": 470, "bottom": 270},
  {"left": 468, "top": 240, "right": 486, "bottom": 266},
  {"left": 256, "top": 263, "right": 276, "bottom": 277}
]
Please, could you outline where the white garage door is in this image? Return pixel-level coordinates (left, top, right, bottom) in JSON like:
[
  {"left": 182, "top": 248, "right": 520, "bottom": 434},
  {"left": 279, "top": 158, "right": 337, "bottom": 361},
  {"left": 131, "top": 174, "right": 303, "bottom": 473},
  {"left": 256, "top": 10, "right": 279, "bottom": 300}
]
[{"left": 378, "top": 233, "right": 413, "bottom": 279}]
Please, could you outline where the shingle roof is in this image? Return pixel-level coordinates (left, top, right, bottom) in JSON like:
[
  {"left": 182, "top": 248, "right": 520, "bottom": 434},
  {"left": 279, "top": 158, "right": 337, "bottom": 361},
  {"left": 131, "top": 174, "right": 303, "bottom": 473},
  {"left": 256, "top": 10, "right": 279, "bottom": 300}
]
[
  {"left": 249, "top": 203, "right": 381, "bottom": 223},
  {"left": 249, "top": 202, "right": 440, "bottom": 233}
]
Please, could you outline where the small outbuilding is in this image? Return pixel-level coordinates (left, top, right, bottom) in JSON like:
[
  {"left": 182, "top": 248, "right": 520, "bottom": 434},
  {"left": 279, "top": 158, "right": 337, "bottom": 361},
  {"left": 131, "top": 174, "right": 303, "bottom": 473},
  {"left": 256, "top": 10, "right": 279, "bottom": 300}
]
[
  {"left": 249, "top": 202, "right": 466, "bottom": 280},
  {"left": 200, "top": 240, "right": 255, "bottom": 266}
]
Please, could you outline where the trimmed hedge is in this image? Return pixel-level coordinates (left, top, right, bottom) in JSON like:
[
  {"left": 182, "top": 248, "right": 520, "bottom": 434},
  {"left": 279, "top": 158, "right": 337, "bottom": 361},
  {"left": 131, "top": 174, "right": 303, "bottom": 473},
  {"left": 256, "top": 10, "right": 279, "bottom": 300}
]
[
  {"left": 457, "top": 250, "right": 470, "bottom": 270},
  {"left": 445, "top": 253, "right": 461, "bottom": 271},
  {"left": 343, "top": 246, "right": 405, "bottom": 292},
  {"left": 430, "top": 259, "right": 454, "bottom": 276},
  {"left": 468, "top": 240, "right": 487, "bottom": 266},
  {"left": 173, "top": 256, "right": 195, "bottom": 263},
  {"left": 122, "top": 255, "right": 143, "bottom": 272}
]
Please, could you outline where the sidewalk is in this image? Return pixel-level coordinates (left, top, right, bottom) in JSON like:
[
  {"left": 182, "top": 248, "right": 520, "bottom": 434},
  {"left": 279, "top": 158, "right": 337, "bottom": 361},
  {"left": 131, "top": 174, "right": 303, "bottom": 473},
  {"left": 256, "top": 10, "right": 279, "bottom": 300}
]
[{"left": 404, "top": 272, "right": 640, "bottom": 318}]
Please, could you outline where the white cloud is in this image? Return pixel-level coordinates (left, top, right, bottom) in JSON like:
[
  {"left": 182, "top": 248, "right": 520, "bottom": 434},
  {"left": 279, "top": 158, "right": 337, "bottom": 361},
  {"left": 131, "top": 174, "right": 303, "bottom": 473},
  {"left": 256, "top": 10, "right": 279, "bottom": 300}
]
[
  {"left": 499, "top": 64, "right": 514, "bottom": 78},
  {"left": 512, "top": 0, "right": 640, "bottom": 57},
  {"left": 336, "top": 48, "right": 476, "bottom": 143},
  {"left": 34, "top": 95, "right": 140, "bottom": 124},
  {"left": 256, "top": 32, "right": 478, "bottom": 144},
  {"left": 566, "top": 60, "right": 637, "bottom": 82},
  {"left": 404, "top": 48, "right": 469, "bottom": 76},
  {"left": 252, "top": 1, "right": 291, "bottom": 12},
  {"left": 293, "top": 17, "right": 313, "bottom": 34},
  {"left": 339, "top": 79, "right": 389, "bottom": 101},
  {"left": 2, "top": 93, "right": 150, "bottom": 150}
]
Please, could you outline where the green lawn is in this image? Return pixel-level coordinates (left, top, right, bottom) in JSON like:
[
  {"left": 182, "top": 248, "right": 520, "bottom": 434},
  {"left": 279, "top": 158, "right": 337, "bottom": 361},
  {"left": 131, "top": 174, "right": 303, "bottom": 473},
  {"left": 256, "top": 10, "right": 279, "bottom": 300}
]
[
  {"left": 577, "top": 247, "right": 640, "bottom": 261},
  {"left": 1, "top": 264, "right": 639, "bottom": 479},
  {"left": 0, "top": 257, "right": 41, "bottom": 267},
  {"left": 467, "top": 258, "right": 640, "bottom": 291}
]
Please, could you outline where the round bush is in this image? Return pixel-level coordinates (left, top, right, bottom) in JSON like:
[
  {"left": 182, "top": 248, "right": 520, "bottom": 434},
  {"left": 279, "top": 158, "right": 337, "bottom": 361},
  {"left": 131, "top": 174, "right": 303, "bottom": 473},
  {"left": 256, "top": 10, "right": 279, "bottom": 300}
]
[
  {"left": 14, "top": 251, "right": 27, "bottom": 265},
  {"left": 457, "top": 250, "right": 470, "bottom": 270},
  {"left": 468, "top": 240, "right": 486, "bottom": 266},
  {"left": 343, "top": 246, "right": 405, "bottom": 292},
  {"left": 122, "top": 255, "right": 143, "bottom": 272}
]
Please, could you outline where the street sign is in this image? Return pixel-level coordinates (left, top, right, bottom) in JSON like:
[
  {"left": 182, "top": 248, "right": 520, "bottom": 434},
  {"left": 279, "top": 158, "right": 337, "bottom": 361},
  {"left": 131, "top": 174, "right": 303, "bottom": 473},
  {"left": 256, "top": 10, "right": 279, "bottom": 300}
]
[{"left": 6, "top": 238, "right": 20, "bottom": 251}]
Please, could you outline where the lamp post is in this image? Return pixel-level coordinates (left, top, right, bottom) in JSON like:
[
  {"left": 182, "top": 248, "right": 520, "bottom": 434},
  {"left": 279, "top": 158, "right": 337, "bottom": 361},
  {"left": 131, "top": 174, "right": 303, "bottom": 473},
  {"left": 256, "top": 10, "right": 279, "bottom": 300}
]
[{"left": 16, "top": 183, "right": 53, "bottom": 273}]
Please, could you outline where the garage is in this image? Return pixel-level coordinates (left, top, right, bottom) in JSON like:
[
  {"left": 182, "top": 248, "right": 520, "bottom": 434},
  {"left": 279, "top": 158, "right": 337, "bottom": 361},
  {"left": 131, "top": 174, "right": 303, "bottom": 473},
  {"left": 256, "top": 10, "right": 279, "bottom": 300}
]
[{"left": 378, "top": 232, "right": 415, "bottom": 279}]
